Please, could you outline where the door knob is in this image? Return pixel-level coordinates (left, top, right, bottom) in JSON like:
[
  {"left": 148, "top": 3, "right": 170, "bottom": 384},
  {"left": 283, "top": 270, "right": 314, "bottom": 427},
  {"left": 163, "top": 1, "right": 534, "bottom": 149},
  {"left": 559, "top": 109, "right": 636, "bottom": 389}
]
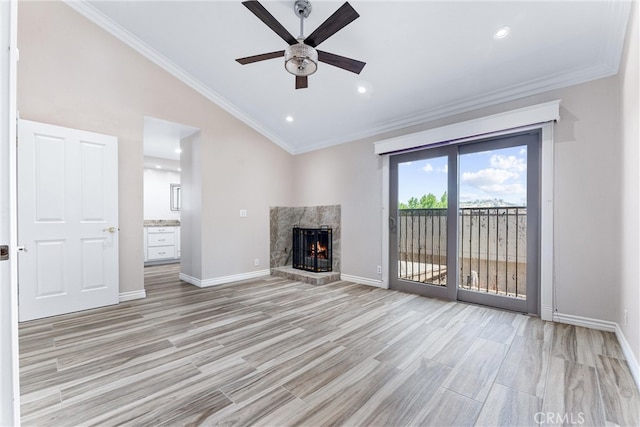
[{"left": 103, "top": 226, "right": 117, "bottom": 233}]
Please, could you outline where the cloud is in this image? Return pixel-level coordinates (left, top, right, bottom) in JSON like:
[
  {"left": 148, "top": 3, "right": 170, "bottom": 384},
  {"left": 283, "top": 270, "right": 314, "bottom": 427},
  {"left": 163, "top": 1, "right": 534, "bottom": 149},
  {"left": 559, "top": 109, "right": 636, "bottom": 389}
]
[
  {"left": 462, "top": 167, "right": 526, "bottom": 199},
  {"left": 438, "top": 164, "right": 448, "bottom": 173},
  {"left": 422, "top": 163, "right": 434, "bottom": 173},
  {"left": 460, "top": 151, "right": 527, "bottom": 202},
  {"left": 489, "top": 154, "right": 526, "bottom": 173},
  {"left": 477, "top": 183, "right": 526, "bottom": 195},
  {"left": 462, "top": 168, "right": 519, "bottom": 186}
]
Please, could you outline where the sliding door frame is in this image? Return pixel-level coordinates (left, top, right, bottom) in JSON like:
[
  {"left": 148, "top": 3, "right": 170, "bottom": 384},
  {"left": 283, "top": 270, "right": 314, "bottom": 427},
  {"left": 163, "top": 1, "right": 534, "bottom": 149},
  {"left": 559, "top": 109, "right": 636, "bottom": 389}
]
[
  {"left": 380, "top": 113, "right": 556, "bottom": 320},
  {"left": 388, "top": 131, "right": 540, "bottom": 314},
  {"left": 454, "top": 131, "right": 540, "bottom": 314}
]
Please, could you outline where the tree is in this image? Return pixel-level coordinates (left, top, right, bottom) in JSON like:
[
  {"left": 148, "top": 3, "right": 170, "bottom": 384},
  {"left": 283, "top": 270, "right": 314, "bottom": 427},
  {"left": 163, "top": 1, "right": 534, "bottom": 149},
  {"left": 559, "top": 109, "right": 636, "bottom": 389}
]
[
  {"left": 399, "top": 191, "right": 448, "bottom": 209},
  {"left": 440, "top": 191, "right": 448, "bottom": 206}
]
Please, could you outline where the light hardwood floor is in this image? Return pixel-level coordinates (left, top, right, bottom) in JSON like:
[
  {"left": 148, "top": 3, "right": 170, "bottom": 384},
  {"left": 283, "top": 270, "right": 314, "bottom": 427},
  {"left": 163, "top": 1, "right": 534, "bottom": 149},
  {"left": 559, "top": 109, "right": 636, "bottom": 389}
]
[{"left": 19, "top": 264, "right": 640, "bottom": 426}]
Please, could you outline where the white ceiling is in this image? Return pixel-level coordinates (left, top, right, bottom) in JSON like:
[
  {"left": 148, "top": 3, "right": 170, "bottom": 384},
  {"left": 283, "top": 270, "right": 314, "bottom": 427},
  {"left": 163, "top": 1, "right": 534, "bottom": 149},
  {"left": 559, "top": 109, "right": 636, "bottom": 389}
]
[
  {"left": 143, "top": 116, "right": 198, "bottom": 163},
  {"left": 73, "top": 0, "right": 631, "bottom": 155}
]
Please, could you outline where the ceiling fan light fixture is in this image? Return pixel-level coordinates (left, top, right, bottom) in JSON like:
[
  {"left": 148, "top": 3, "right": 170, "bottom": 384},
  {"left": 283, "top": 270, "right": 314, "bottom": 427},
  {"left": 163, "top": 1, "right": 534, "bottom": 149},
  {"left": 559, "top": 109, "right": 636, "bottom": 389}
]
[{"left": 284, "top": 42, "right": 318, "bottom": 76}]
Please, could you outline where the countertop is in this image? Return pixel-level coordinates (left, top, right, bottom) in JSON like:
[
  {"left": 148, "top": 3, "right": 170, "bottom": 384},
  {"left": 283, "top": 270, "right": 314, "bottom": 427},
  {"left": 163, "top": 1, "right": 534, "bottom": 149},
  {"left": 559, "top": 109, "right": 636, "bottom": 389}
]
[{"left": 144, "top": 220, "right": 180, "bottom": 227}]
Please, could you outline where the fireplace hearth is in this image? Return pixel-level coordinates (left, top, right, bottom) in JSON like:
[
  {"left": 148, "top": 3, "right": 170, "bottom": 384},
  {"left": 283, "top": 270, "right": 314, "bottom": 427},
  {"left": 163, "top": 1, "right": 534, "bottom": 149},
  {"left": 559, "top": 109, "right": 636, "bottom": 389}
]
[{"left": 292, "top": 226, "right": 332, "bottom": 273}]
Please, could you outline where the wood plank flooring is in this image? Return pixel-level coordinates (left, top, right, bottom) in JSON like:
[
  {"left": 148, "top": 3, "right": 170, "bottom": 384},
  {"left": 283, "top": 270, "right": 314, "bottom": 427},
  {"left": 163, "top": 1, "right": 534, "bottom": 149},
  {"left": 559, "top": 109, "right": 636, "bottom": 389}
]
[{"left": 19, "top": 264, "right": 640, "bottom": 426}]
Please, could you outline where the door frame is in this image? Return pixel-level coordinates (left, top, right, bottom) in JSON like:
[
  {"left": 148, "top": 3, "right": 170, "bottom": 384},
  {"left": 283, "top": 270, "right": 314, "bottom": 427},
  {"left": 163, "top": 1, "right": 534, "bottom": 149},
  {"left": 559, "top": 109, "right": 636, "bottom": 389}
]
[
  {"left": 379, "top": 104, "right": 556, "bottom": 320},
  {"left": 1, "top": 0, "right": 20, "bottom": 423}
]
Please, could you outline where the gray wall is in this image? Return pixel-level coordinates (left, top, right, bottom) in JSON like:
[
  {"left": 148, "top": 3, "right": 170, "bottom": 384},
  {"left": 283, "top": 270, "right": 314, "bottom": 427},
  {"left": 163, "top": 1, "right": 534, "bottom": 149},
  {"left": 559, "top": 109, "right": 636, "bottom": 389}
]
[
  {"left": 293, "top": 139, "right": 383, "bottom": 280},
  {"left": 618, "top": 1, "right": 639, "bottom": 366},
  {"left": 179, "top": 131, "right": 202, "bottom": 280}
]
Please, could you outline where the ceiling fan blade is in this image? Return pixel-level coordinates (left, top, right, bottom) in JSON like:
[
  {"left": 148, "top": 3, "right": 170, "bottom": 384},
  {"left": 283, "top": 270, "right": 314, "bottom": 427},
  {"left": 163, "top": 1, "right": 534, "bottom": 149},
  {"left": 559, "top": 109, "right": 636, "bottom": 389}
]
[
  {"left": 296, "top": 76, "right": 308, "bottom": 89},
  {"left": 304, "top": 2, "right": 359, "bottom": 48},
  {"left": 242, "top": 1, "right": 298, "bottom": 46},
  {"left": 236, "top": 50, "right": 285, "bottom": 65},
  {"left": 318, "top": 50, "right": 366, "bottom": 74}
]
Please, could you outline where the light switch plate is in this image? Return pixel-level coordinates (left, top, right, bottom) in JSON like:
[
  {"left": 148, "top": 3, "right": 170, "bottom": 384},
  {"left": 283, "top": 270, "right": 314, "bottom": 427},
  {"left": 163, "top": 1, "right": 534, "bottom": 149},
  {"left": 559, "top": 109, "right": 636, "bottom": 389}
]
[{"left": 240, "top": 209, "right": 248, "bottom": 217}]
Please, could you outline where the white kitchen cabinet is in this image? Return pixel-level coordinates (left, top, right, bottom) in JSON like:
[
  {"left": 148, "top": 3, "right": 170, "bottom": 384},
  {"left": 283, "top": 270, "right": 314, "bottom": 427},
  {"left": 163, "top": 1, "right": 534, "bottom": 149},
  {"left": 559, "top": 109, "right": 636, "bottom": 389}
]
[{"left": 144, "top": 225, "right": 180, "bottom": 263}]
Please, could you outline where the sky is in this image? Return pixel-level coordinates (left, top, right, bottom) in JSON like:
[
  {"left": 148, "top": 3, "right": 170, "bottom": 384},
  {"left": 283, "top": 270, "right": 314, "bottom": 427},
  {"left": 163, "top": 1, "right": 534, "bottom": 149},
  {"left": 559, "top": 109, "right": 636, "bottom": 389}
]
[{"left": 398, "top": 145, "right": 527, "bottom": 206}]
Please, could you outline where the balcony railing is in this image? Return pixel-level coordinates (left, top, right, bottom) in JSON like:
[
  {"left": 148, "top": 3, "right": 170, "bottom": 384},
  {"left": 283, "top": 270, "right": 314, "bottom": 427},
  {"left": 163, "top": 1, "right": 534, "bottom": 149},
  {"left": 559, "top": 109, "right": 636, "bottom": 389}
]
[
  {"left": 398, "top": 209, "right": 448, "bottom": 286},
  {"left": 398, "top": 207, "right": 527, "bottom": 298}
]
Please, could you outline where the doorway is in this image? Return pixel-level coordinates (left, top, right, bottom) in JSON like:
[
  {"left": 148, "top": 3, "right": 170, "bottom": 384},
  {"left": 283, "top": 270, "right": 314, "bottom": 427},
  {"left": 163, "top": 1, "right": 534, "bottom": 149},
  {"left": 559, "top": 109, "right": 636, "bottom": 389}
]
[
  {"left": 142, "top": 117, "right": 197, "bottom": 267},
  {"left": 389, "top": 131, "right": 540, "bottom": 314}
]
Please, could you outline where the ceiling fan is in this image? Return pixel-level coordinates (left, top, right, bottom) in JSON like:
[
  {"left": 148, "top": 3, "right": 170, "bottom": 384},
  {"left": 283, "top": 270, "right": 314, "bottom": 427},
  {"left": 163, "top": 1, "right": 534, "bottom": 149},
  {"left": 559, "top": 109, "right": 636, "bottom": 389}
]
[{"left": 236, "top": 0, "right": 366, "bottom": 89}]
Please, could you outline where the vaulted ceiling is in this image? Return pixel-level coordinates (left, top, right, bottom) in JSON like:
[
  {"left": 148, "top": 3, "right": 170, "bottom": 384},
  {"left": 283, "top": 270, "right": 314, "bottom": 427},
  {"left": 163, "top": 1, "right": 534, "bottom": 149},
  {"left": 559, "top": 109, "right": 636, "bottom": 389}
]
[{"left": 72, "top": 1, "right": 631, "bottom": 154}]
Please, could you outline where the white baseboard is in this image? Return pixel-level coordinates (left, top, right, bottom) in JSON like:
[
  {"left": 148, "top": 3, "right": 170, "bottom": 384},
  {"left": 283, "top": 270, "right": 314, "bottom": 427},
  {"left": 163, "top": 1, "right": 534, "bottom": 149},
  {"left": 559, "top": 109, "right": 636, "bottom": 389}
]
[
  {"left": 552, "top": 312, "right": 616, "bottom": 332},
  {"left": 615, "top": 324, "right": 640, "bottom": 391},
  {"left": 119, "top": 289, "right": 146, "bottom": 302},
  {"left": 553, "top": 312, "right": 639, "bottom": 392},
  {"left": 541, "top": 304, "right": 553, "bottom": 322},
  {"left": 340, "top": 274, "right": 387, "bottom": 289},
  {"left": 178, "top": 272, "right": 199, "bottom": 286},
  {"left": 179, "top": 269, "right": 271, "bottom": 288}
]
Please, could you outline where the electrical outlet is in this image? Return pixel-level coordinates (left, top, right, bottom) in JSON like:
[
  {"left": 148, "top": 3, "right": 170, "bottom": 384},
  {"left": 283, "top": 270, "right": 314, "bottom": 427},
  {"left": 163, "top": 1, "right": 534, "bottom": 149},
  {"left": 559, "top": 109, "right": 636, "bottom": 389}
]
[
  {"left": 624, "top": 309, "right": 628, "bottom": 326},
  {"left": 376, "top": 265, "right": 382, "bottom": 275},
  {"left": 254, "top": 258, "right": 259, "bottom": 266}
]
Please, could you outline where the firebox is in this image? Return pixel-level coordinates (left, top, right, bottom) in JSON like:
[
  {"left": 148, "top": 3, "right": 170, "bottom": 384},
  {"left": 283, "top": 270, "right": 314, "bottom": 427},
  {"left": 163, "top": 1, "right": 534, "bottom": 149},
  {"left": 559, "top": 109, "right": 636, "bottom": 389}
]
[{"left": 292, "top": 226, "right": 332, "bottom": 272}]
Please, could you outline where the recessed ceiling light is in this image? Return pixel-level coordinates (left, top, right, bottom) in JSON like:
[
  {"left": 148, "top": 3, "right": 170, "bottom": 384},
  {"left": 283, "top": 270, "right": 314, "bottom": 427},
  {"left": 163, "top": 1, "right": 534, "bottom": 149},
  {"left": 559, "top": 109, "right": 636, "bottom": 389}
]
[
  {"left": 286, "top": 116, "right": 294, "bottom": 122},
  {"left": 175, "top": 148, "right": 182, "bottom": 154},
  {"left": 357, "top": 86, "right": 367, "bottom": 94},
  {"left": 493, "top": 26, "right": 511, "bottom": 40},
  {"left": 155, "top": 165, "right": 162, "bottom": 169},
  {"left": 178, "top": 168, "right": 182, "bottom": 172}
]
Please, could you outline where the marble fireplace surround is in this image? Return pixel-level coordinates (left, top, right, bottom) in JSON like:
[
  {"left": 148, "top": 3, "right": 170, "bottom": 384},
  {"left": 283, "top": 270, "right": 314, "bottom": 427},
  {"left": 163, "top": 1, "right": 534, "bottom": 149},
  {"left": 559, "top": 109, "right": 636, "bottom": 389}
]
[{"left": 270, "top": 205, "right": 341, "bottom": 273}]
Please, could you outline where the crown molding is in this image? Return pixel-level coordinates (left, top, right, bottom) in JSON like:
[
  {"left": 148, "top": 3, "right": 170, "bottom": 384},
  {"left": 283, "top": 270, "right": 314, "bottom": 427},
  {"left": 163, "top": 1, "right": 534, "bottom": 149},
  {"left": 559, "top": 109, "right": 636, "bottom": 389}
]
[
  {"left": 64, "top": 0, "right": 630, "bottom": 157},
  {"left": 295, "top": 61, "right": 617, "bottom": 155},
  {"left": 63, "top": 0, "right": 295, "bottom": 155},
  {"left": 293, "top": 1, "right": 631, "bottom": 154}
]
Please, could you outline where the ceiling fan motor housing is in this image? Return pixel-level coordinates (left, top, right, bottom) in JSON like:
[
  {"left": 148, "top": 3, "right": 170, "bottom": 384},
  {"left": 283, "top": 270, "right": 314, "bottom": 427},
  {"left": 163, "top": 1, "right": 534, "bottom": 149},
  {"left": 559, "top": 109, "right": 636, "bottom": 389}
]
[{"left": 294, "top": 0, "right": 312, "bottom": 18}]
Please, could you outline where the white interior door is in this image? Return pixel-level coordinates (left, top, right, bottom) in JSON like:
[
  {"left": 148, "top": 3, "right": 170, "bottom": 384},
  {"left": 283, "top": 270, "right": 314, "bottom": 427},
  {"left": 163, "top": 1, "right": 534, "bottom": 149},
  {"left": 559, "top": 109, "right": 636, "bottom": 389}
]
[{"left": 18, "top": 119, "right": 119, "bottom": 322}]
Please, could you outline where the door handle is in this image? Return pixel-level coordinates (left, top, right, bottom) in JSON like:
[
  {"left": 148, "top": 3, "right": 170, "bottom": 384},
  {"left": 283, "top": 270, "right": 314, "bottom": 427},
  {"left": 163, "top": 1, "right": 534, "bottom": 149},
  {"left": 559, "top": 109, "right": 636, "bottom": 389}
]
[
  {"left": 389, "top": 216, "right": 397, "bottom": 233},
  {"left": 103, "top": 226, "right": 117, "bottom": 233}
]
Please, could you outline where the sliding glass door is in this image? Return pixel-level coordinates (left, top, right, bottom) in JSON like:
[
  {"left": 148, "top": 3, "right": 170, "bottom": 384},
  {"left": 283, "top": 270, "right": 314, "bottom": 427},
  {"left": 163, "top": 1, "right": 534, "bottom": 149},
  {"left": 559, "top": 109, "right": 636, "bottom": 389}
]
[
  {"left": 389, "top": 145, "right": 457, "bottom": 300},
  {"left": 389, "top": 131, "right": 540, "bottom": 314}
]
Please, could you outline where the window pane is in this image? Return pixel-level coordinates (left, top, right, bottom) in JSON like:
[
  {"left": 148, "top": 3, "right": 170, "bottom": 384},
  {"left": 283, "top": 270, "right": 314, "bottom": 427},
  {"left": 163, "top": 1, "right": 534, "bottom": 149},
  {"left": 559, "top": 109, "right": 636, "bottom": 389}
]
[
  {"left": 397, "top": 156, "right": 448, "bottom": 286},
  {"left": 458, "top": 146, "right": 527, "bottom": 298}
]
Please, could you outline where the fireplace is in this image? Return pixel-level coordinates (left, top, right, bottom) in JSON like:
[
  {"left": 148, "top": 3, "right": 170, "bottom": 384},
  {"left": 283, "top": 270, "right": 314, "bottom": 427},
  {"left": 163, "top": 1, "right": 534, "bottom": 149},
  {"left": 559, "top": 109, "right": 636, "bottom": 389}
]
[{"left": 292, "top": 226, "right": 332, "bottom": 272}]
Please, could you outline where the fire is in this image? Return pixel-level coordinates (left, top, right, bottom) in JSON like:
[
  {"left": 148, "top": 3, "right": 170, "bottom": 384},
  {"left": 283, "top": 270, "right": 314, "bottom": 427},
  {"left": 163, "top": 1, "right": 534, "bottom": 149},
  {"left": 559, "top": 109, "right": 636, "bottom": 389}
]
[{"left": 309, "top": 241, "right": 328, "bottom": 259}]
